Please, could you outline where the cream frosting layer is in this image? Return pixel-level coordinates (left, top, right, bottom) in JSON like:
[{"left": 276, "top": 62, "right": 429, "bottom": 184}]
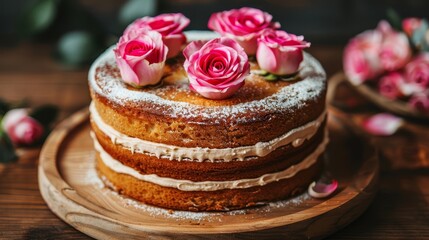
[
  {"left": 92, "top": 131, "right": 328, "bottom": 191},
  {"left": 90, "top": 102, "right": 326, "bottom": 162}
]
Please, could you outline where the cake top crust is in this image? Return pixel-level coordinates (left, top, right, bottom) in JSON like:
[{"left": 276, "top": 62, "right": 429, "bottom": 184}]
[{"left": 89, "top": 31, "right": 326, "bottom": 124}]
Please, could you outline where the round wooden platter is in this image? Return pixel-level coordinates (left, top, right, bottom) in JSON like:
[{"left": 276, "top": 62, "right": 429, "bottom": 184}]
[
  {"left": 332, "top": 71, "right": 429, "bottom": 120},
  {"left": 38, "top": 107, "right": 378, "bottom": 239}
]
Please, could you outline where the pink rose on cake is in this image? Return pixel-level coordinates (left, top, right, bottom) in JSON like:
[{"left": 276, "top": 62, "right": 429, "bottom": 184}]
[
  {"left": 208, "top": 7, "right": 280, "bottom": 55},
  {"left": 377, "top": 21, "right": 411, "bottom": 71},
  {"left": 256, "top": 29, "right": 310, "bottom": 75},
  {"left": 343, "top": 29, "right": 383, "bottom": 85},
  {"left": 2, "top": 109, "right": 44, "bottom": 146},
  {"left": 125, "top": 13, "right": 190, "bottom": 58},
  {"left": 114, "top": 29, "right": 167, "bottom": 88},
  {"left": 183, "top": 37, "right": 250, "bottom": 99}
]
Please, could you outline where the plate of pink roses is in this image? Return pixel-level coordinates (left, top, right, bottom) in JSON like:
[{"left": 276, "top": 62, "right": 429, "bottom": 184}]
[{"left": 343, "top": 17, "right": 429, "bottom": 119}]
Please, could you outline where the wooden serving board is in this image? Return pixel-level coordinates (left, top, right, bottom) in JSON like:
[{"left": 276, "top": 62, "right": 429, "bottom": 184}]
[
  {"left": 331, "top": 71, "right": 429, "bottom": 120},
  {"left": 38, "top": 107, "right": 378, "bottom": 239}
]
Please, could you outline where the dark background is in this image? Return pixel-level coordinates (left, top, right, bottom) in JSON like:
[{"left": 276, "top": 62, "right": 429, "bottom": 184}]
[{"left": 1, "top": 0, "right": 429, "bottom": 47}]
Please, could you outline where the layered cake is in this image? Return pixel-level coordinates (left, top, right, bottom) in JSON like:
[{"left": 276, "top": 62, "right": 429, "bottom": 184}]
[{"left": 88, "top": 9, "right": 327, "bottom": 211}]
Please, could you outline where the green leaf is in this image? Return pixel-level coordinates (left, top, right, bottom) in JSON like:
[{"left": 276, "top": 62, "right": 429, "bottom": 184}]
[
  {"left": 252, "top": 69, "right": 269, "bottom": 76},
  {"left": 19, "top": 0, "right": 59, "bottom": 37},
  {"left": 386, "top": 8, "right": 402, "bottom": 31},
  {"left": 30, "top": 105, "right": 58, "bottom": 127},
  {"left": 119, "top": 0, "right": 157, "bottom": 27},
  {"left": 280, "top": 74, "right": 301, "bottom": 82},
  {"left": 0, "top": 132, "right": 17, "bottom": 163},
  {"left": 264, "top": 74, "right": 279, "bottom": 81},
  {"left": 57, "top": 31, "right": 101, "bottom": 66},
  {"left": 276, "top": 71, "right": 299, "bottom": 81}
]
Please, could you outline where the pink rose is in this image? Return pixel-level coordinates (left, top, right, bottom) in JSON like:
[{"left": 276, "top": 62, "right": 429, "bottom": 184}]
[
  {"left": 377, "top": 21, "right": 411, "bottom": 71},
  {"left": 114, "top": 29, "right": 167, "bottom": 87},
  {"left": 409, "top": 90, "right": 429, "bottom": 113},
  {"left": 256, "top": 29, "right": 310, "bottom": 75},
  {"left": 2, "top": 109, "right": 44, "bottom": 146},
  {"left": 378, "top": 72, "right": 406, "bottom": 100},
  {"left": 402, "top": 18, "right": 422, "bottom": 37},
  {"left": 403, "top": 53, "right": 429, "bottom": 95},
  {"left": 343, "top": 29, "right": 383, "bottom": 85},
  {"left": 208, "top": 7, "right": 280, "bottom": 55},
  {"left": 183, "top": 37, "right": 250, "bottom": 99},
  {"left": 125, "top": 13, "right": 190, "bottom": 58}
]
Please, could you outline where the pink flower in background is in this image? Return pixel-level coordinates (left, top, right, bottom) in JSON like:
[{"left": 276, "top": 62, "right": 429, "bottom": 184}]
[
  {"left": 409, "top": 90, "right": 429, "bottom": 113},
  {"left": 377, "top": 21, "right": 411, "bottom": 71},
  {"left": 256, "top": 29, "right": 310, "bottom": 75},
  {"left": 344, "top": 17, "right": 429, "bottom": 115},
  {"left": 403, "top": 53, "right": 429, "bottom": 94},
  {"left": 125, "top": 13, "right": 190, "bottom": 58},
  {"left": 378, "top": 72, "right": 406, "bottom": 100},
  {"left": 2, "top": 109, "right": 44, "bottom": 146},
  {"left": 114, "top": 29, "right": 167, "bottom": 88},
  {"left": 183, "top": 37, "right": 250, "bottom": 99},
  {"left": 208, "top": 7, "right": 280, "bottom": 55},
  {"left": 402, "top": 17, "right": 422, "bottom": 37},
  {"left": 362, "top": 113, "right": 403, "bottom": 136},
  {"left": 343, "top": 29, "right": 383, "bottom": 85}
]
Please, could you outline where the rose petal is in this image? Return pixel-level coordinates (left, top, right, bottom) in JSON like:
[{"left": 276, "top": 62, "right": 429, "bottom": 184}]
[
  {"left": 362, "top": 113, "right": 404, "bottom": 136},
  {"left": 183, "top": 40, "right": 205, "bottom": 60},
  {"left": 308, "top": 179, "right": 338, "bottom": 199},
  {"left": 163, "top": 34, "right": 186, "bottom": 58}
]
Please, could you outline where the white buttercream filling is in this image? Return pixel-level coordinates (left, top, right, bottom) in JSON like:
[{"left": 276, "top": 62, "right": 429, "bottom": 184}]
[
  {"left": 90, "top": 102, "right": 326, "bottom": 162},
  {"left": 92, "top": 131, "right": 328, "bottom": 191}
]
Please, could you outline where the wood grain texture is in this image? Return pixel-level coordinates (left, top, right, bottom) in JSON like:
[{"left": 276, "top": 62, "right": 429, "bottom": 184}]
[{"left": 37, "top": 108, "right": 378, "bottom": 239}]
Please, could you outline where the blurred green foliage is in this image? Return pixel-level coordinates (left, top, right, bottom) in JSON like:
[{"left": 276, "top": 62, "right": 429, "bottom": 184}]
[{"left": 19, "top": 0, "right": 157, "bottom": 67}]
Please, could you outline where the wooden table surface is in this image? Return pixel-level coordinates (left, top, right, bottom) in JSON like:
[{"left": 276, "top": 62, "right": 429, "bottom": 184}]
[{"left": 1, "top": 43, "right": 429, "bottom": 239}]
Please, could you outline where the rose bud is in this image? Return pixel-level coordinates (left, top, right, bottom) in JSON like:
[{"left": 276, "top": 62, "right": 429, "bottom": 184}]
[
  {"left": 343, "top": 29, "right": 383, "bottom": 85},
  {"left": 183, "top": 37, "right": 250, "bottom": 100},
  {"left": 378, "top": 72, "right": 406, "bottom": 100},
  {"left": 208, "top": 7, "right": 280, "bottom": 55},
  {"left": 377, "top": 21, "right": 411, "bottom": 71},
  {"left": 256, "top": 29, "right": 310, "bottom": 76},
  {"left": 114, "top": 29, "right": 167, "bottom": 88},
  {"left": 409, "top": 90, "right": 429, "bottom": 113},
  {"left": 125, "top": 13, "right": 190, "bottom": 58},
  {"left": 402, "top": 18, "right": 422, "bottom": 37},
  {"left": 403, "top": 53, "right": 429, "bottom": 95},
  {"left": 2, "top": 109, "right": 44, "bottom": 146}
]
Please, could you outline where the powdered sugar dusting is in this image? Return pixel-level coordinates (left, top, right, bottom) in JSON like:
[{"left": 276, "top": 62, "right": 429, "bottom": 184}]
[
  {"left": 88, "top": 32, "right": 326, "bottom": 123},
  {"left": 266, "top": 193, "right": 311, "bottom": 209},
  {"left": 82, "top": 155, "right": 105, "bottom": 189},
  {"left": 104, "top": 186, "right": 310, "bottom": 222}
]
